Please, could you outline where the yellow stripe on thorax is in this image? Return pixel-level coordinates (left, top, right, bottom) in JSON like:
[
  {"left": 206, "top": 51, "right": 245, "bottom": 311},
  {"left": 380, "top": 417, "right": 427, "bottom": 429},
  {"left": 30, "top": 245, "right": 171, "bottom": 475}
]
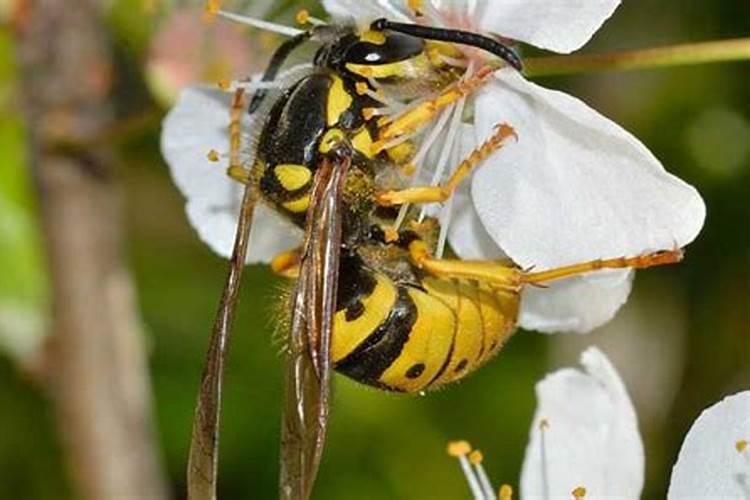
[
  {"left": 379, "top": 287, "right": 455, "bottom": 392},
  {"left": 332, "top": 273, "right": 397, "bottom": 362},
  {"left": 282, "top": 196, "right": 310, "bottom": 213},
  {"left": 327, "top": 75, "right": 353, "bottom": 126},
  {"left": 274, "top": 164, "right": 311, "bottom": 191}
]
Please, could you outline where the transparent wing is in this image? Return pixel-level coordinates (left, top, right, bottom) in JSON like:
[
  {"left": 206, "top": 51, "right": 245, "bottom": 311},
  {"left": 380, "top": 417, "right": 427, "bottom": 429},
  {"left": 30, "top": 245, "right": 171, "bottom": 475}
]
[
  {"left": 187, "top": 185, "right": 258, "bottom": 500},
  {"left": 280, "top": 151, "right": 351, "bottom": 500}
]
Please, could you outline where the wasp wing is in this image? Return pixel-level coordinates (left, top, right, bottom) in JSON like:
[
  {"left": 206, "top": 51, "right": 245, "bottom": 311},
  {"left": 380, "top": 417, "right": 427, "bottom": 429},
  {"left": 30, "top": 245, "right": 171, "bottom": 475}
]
[
  {"left": 187, "top": 184, "right": 258, "bottom": 500},
  {"left": 280, "top": 151, "right": 352, "bottom": 500}
]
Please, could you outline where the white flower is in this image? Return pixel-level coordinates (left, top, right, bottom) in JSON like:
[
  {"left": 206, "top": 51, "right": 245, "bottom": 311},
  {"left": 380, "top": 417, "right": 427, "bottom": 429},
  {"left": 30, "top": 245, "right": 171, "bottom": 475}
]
[
  {"left": 520, "top": 346, "right": 644, "bottom": 499},
  {"left": 161, "top": 0, "right": 705, "bottom": 333},
  {"left": 450, "top": 352, "right": 750, "bottom": 500},
  {"left": 450, "top": 346, "right": 645, "bottom": 499},
  {"left": 668, "top": 391, "right": 750, "bottom": 499}
]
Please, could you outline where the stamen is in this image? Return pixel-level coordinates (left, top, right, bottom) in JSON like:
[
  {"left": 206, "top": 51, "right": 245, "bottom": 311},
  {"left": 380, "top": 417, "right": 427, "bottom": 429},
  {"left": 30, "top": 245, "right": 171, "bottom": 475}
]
[
  {"left": 539, "top": 418, "right": 550, "bottom": 500},
  {"left": 206, "top": 149, "right": 221, "bottom": 162},
  {"left": 363, "top": 107, "right": 385, "bottom": 120},
  {"left": 499, "top": 484, "right": 513, "bottom": 500},
  {"left": 448, "top": 441, "right": 485, "bottom": 500},
  {"left": 572, "top": 486, "right": 587, "bottom": 499},
  {"left": 295, "top": 9, "right": 325, "bottom": 27},
  {"left": 218, "top": 63, "right": 314, "bottom": 93},
  {"left": 362, "top": 88, "right": 406, "bottom": 111},
  {"left": 392, "top": 105, "right": 453, "bottom": 231},
  {"left": 408, "top": 0, "right": 423, "bottom": 16},
  {"left": 204, "top": 0, "right": 220, "bottom": 20},
  {"left": 427, "top": 78, "right": 466, "bottom": 249},
  {"left": 215, "top": 9, "right": 304, "bottom": 37},
  {"left": 414, "top": 0, "right": 444, "bottom": 26},
  {"left": 372, "top": 132, "right": 415, "bottom": 155},
  {"left": 436, "top": 51, "right": 470, "bottom": 68},
  {"left": 470, "top": 450, "right": 496, "bottom": 500},
  {"left": 737, "top": 440, "right": 748, "bottom": 453},
  {"left": 355, "top": 82, "right": 369, "bottom": 95},
  {"left": 448, "top": 440, "right": 472, "bottom": 456}
]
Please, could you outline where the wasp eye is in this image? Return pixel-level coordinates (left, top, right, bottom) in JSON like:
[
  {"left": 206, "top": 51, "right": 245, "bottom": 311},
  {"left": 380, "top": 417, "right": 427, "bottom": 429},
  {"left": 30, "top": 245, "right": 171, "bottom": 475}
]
[{"left": 345, "top": 32, "right": 424, "bottom": 66}]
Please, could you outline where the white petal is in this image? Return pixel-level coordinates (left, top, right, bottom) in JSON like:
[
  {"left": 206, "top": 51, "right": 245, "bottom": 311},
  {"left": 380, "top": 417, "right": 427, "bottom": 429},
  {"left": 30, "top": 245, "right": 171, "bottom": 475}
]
[
  {"left": 668, "top": 392, "right": 750, "bottom": 499},
  {"left": 447, "top": 183, "right": 507, "bottom": 260},
  {"left": 475, "top": 0, "right": 620, "bottom": 53},
  {"left": 161, "top": 85, "right": 301, "bottom": 263},
  {"left": 520, "top": 347, "right": 644, "bottom": 499},
  {"left": 471, "top": 70, "right": 705, "bottom": 271},
  {"left": 321, "top": 0, "right": 410, "bottom": 25},
  {"left": 520, "top": 270, "right": 633, "bottom": 334},
  {"left": 161, "top": 85, "right": 237, "bottom": 203},
  {"left": 448, "top": 122, "right": 632, "bottom": 334}
]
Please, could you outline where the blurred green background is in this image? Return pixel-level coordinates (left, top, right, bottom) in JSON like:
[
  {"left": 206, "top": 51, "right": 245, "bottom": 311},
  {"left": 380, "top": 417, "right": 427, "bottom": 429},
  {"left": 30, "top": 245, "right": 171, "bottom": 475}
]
[{"left": 0, "top": 0, "right": 748, "bottom": 498}]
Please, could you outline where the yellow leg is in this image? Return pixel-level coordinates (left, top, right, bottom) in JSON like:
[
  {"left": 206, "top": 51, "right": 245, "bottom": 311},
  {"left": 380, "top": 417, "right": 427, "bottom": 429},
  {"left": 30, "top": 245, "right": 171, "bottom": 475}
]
[
  {"left": 371, "top": 65, "right": 495, "bottom": 155},
  {"left": 409, "top": 240, "right": 684, "bottom": 288},
  {"left": 521, "top": 248, "right": 684, "bottom": 285},
  {"left": 270, "top": 249, "right": 301, "bottom": 278},
  {"left": 225, "top": 88, "right": 250, "bottom": 184},
  {"left": 377, "top": 123, "right": 517, "bottom": 207}
]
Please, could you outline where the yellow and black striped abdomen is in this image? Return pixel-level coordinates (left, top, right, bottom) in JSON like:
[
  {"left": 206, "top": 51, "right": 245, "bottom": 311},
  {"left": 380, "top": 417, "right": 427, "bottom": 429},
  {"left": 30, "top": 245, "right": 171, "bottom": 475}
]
[{"left": 333, "top": 264, "right": 520, "bottom": 393}]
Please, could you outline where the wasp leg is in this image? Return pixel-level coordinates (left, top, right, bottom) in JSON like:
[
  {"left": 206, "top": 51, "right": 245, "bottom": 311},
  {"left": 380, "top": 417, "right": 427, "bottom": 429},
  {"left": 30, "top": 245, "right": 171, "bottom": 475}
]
[
  {"left": 408, "top": 240, "right": 684, "bottom": 287},
  {"left": 271, "top": 249, "right": 302, "bottom": 278},
  {"left": 371, "top": 65, "right": 495, "bottom": 155},
  {"left": 226, "top": 88, "right": 250, "bottom": 184},
  {"left": 408, "top": 240, "right": 523, "bottom": 290},
  {"left": 520, "top": 248, "right": 684, "bottom": 285},
  {"left": 377, "top": 122, "right": 516, "bottom": 207}
]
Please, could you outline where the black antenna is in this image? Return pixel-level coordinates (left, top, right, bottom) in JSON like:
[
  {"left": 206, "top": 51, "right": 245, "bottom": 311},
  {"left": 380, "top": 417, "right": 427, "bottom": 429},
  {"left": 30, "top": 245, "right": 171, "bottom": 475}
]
[
  {"left": 248, "top": 31, "right": 312, "bottom": 114},
  {"left": 370, "top": 18, "right": 522, "bottom": 71}
]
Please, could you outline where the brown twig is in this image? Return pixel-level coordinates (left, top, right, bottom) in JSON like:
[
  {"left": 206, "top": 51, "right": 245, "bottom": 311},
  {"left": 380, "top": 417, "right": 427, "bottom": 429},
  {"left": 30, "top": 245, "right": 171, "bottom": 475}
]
[
  {"left": 524, "top": 37, "right": 750, "bottom": 77},
  {"left": 14, "top": 1, "right": 169, "bottom": 499}
]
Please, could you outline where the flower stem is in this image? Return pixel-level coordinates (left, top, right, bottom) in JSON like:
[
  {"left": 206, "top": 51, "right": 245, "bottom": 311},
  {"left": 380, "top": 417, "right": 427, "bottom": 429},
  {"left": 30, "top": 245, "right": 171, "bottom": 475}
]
[{"left": 523, "top": 37, "right": 750, "bottom": 77}]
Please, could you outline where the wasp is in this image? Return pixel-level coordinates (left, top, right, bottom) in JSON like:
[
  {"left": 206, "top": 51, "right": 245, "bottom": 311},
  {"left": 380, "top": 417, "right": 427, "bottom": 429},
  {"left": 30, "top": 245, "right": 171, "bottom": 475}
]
[{"left": 179, "top": 8, "right": 684, "bottom": 500}]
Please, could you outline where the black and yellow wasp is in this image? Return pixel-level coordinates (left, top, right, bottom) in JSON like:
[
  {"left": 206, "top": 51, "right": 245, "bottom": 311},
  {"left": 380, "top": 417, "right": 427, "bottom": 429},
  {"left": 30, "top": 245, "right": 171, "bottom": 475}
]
[{"left": 185, "top": 8, "right": 683, "bottom": 500}]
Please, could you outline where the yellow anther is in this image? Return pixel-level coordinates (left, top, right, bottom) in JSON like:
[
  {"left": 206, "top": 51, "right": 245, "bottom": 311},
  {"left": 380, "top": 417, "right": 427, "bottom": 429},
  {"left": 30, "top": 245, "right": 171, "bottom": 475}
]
[
  {"left": 539, "top": 418, "right": 549, "bottom": 431},
  {"left": 468, "top": 450, "right": 483, "bottom": 465},
  {"left": 203, "top": 0, "right": 219, "bottom": 21},
  {"left": 499, "top": 484, "right": 513, "bottom": 500},
  {"left": 400, "top": 162, "right": 416, "bottom": 176},
  {"left": 737, "top": 440, "right": 748, "bottom": 453},
  {"left": 206, "top": 149, "right": 220, "bottom": 162},
  {"left": 572, "top": 486, "right": 587, "bottom": 499},
  {"left": 447, "top": 440, "right": 471, "bottom": 457},
  {"left": 363, "top": 107, "right": 378, "bottom": 120},
  {"left": 355, "top": 82, "right": 369, "bottom": 96},
  {"left": 217, "top": 79, "right": 230, "bottom": 91},
  {"left": 384, "top": 228, "right": 399, "bottom": 243},
  {"left": 295, "top": 9, "right": 310, "bottom": 25},
  {"left": 409, "top": 219, "right": 437, "bottom": 232},
  {"left": 408, "top": 0, "right": 423, "bottom": 15}
]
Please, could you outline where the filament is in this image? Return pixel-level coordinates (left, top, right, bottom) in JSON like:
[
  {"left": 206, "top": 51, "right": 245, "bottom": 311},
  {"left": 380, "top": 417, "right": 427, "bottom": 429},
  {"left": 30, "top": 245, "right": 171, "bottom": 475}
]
[{"left": 216, "top": 10, "right": 304, "bottom": 37}]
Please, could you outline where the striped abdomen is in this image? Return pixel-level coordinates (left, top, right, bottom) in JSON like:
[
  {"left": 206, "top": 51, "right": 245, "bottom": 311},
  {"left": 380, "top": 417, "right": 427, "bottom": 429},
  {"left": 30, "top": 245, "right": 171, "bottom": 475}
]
[{"left": 333, "top": 263, "right": 520, "bottom": 393}]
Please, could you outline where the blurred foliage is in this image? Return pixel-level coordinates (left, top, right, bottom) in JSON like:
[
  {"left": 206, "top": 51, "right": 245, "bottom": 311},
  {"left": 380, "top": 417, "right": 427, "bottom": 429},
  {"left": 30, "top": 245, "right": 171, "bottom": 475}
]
[{"left": 0, "top": 0, "right": 748, "bottom": 499}]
